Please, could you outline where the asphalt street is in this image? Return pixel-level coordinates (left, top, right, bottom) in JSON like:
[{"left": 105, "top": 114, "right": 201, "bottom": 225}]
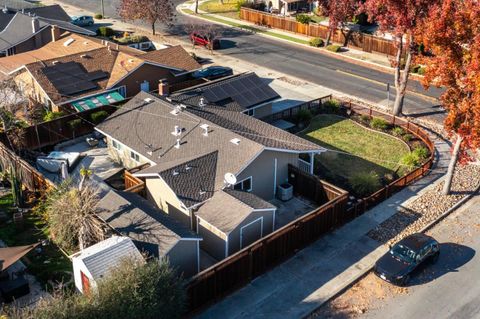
[
  {"left": 364, "top": 194, "right": 480, "bottom": 319},
  {"left": 60, "top": 0, "right": 445, "bottom": 120}
]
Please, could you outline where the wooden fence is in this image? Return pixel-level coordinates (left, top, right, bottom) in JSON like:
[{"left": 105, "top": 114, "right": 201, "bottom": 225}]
[
  {"left": 124, "top": 163, "right": 150, "bottom": 196},
  {"left": 240, "top": 8, "right": 397, "bottom": 56},
  {"left": 261, "top": 94, "right": 333, "bottom": 123},
  {"left": 22, "top": 105, "right": 117, "bottom": 150}
]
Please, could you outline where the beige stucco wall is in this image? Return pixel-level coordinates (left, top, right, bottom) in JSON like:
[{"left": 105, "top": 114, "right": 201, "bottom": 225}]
[
  {"left": 236, "top": 150, "right": 298, "bottom": 201},
  {"left": 105, "top": 136, "right": 151, "bottom": 169},
  {"left": 166, "top": 240, "right": 199, "bottom": 277},
  {"left": 14, "top": 69, "right": 58, "bottom": 111},
  {"left": 197, "top": 217, "right": 227, "bottom": 260},
  {"left": 228, "top": 210, "right": 274, "bottom": 256}
]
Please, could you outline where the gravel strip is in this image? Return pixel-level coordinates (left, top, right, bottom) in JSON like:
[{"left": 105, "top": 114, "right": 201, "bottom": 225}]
[{"left": 368, "top": 164, "right": 480, "bottom": 245}]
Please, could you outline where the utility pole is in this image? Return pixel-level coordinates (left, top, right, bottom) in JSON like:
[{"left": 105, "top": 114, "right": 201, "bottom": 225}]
[
  {"left": 386, "top": 82, "right": 390, "bottom": 108},
  {"left": 101, "top": 0, "right": 105, "bottom": 18}
]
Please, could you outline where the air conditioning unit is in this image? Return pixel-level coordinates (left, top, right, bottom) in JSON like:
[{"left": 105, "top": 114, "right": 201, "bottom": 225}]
[{"left": 277, "top": 183, "right": 293, "bottom": 201}]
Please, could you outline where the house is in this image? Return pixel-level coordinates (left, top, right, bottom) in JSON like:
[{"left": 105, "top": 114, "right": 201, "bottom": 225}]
[
  {"left": 263, "top": 0, "right": 312, "bottom": 15},
  {"left": 71, "top": 236, "right": 144, "bottom": 294},
  {"left": 95, "top": 91, "right": 325, "bottom": 260},
  {"left": 170, "top": 72, "right": 281, "bottom": 118},
  {"left": 96, "top": 190, "right": 202, "bottom": 277},
  {"left": 7, "top": 42, "right": 201, "bottom": 112},
  {"left": 0, "top": 5, "right": 95, "bottom": 56},
  {"left": 196, "top": 189, "right": 276, "bottom": 260}
]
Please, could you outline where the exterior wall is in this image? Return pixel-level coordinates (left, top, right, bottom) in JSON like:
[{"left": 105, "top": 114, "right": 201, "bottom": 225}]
[
  {"left": 14, "top": 69, "right": 58, "bottom": 111},
  {"left": 197, "top": 217, "right": 227, "bottom": 260},
  {"left": 105, "top": 136, "right": 151, "bottom": 169},
  {"left": 252, "top": 103, "right": 272, "bottom": 119},
  {"left": 114, "top": 64, "right": 174, "bottom": 98},
  {"left": 166, "top": 240, "right": 199, "bottom": 277},
  {"left": 144, "top": 177, "right": 192, "bottom": 229},
  {"left": 72, "top": 258, "right": 96, "bottom": 294},
  {"left": 13, "top": 27, "right": 53, "bottom": 55},
  {"left": 236, "top": 150, "right": 298, "bottom": 200},
  {"left": 228, "top": 210, "right": 275, "bottom": 256}
]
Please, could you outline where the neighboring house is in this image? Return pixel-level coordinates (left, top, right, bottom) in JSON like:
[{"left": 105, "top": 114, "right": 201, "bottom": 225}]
[
  {"left": 96, "top": 190, "right": 202, "bottom": 277},
  {"left": 7, "top": 42, "right": 200, "bottom": 112},
  {"left": 72, "top": 236, "right": 144, "bottom": 294},
  {"left": 263, "top": 0, "right": 312, "bottom": 14},
  {"left": 196, "top": 189, "right": 276, "bottom": 260},
  {"left": 0, "top": 5, "right": 95, "bottom": 56},
  {"left": 171, "top": 72, "right": 281, "bottom": 119},
  {"left": 95, "top": 92, "right": 324, "bottom": 260}
]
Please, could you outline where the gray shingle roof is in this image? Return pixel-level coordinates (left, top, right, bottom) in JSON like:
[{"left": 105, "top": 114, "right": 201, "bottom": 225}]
[
  {"left": 171, "top": 73, "right": 280, "bottom": 112},
  {"left": 79, "top": 236, "right": 143, "bottom": 280},
  {"left": 96, "top": 190, "right": 199, "bottom": 257},
  {"left": 224, "top": 189, "right": 276, "bottom": 210},
  {"left": 196, "top": 190, "right": 276, "bottom": 234}
]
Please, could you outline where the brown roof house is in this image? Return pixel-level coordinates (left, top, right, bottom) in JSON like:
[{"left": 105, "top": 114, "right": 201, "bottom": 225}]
[
  {"left": 95, "top": 91, "right": 325, "bottom": 261},
  {"left": 7, "top": 40, "right": 200, "bottom": 112}
]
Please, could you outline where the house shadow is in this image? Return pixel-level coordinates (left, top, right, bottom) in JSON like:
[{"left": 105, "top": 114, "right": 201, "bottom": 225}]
[{"left": 407, "top": 242, "right": 475, "bottom": 287}]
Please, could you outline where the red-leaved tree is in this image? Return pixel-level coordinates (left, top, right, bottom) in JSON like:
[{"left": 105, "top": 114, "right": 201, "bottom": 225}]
[
  {"left": 362, "top": 0, "right": 439, "bottom": 116},
  {"left": 417, "top": 0, "right": 480, "bottom": 195},
  {"left": 316, "top": 0, "right": 358, "bottom": 46},
  {"left": 118, "top": 0, "right": 174, "bottom": 35}
]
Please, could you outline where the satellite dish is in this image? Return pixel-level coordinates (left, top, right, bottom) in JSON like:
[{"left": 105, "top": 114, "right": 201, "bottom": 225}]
[{"left": 224, "top": 173, "right": 237, "bottom": 186}]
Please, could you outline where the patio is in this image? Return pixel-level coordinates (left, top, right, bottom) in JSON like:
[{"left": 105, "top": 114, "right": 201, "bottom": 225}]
[{"left": 271, "top": 195, "right": 317, "bottom": 229}]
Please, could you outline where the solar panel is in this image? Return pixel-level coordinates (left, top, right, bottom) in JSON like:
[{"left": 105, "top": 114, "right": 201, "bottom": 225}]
[
  {"left": 42, "top": 61, "right": 102, "bottom": 96},
  {"left": 88, "top": 70, "right": 109, "bottom": 81}
]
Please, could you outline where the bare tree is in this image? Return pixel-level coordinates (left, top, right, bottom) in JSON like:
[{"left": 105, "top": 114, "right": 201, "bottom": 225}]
[{"left": 118, "top": 0, "right": 175, "bottom": 35}]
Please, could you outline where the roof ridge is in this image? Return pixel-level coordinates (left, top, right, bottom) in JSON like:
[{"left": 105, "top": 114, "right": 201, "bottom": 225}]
[{"left": 222, "top": 189, "right": 255, "bottom": 210}]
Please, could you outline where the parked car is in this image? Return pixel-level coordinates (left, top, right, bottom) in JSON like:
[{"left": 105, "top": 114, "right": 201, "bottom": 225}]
[
  {"left": 71, "top": 15, "right": 94, "bottom": 27},
  {"left": 190, "top": 32, "right": 221, "bottom": 50},
  {"left": 192, "top": 66, "right": 233, "bottom": 80},
  {"left": 374, "top": 233, "right": 440, "bottom": 286}
]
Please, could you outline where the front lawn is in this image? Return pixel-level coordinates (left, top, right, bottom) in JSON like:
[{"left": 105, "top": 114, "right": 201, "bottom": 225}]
[
  {"left": 300, "top": 114, "right": 410, "bottom": 195},
  {"left": 199, "top": 0, "right": 240, "bottom": 20}
]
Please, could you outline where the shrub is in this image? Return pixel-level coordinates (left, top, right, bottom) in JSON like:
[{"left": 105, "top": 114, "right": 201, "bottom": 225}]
[
  {"left": 296, "top": 14, "right": 311, "bottom": 24},
  {"left": 97, "top": 26, "right": 114, "bottom": 37},
  {"left": 326, "top": 44, "right": 341, "bottom": 52},
  {"left": 90, "top": 110, "right": 109, "bottom": 124},
  {"left": 400, "top": 152, "right": 421, "bottom": 171},
  {"left": 417, "top": 67, "right": 426, "bottom": 75},
  {"left": 402, "top": 133, "right": 414, "bottom": 142},
  {"left": 391, "top": 126, "right": 405, "bottom": 137},
  {"left": 322, "top": 99, "right": 340, "bottom": 113},
  {"left": 349, "top": 171, "right": 381, "bottom": 197},
  {"left": 370, "top": 118, "right": 389, "bottom": 131},
  {"left": 68, "top": 119, "right": 82, "bottom": 130},
  {"left": 309, "top": 37, "right": 324, "bottom": 47},
  {"left": 94, "top": 13, "right": 103, "bottom": 19},
  {"left": 360, "top": 114, "right": 371, "bottom": 123},
  {"left": 43, "top": 111, "right": 65, "bottom": 122},
  {"left": 295, "top": 109, "right": 312, "bottom": 124},
  {"left": 413, "top": 146, "right": 429, "bottom": 160},
  {"left": 115, "top": 35, "right": 149, "bottom": 44}
]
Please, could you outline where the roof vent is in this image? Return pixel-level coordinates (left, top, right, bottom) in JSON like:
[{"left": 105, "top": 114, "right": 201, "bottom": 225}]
[
  {"left": 144, "top": 98, "right": 153, "bottom": 103},
  {"left": 172, "top": 169, "right": 179, "bottom": 176},
  {"left": 128, "top": 59, "right": 135, "bottom": 63},
  {"left": 51, "top": 60, "right": 59, "bottom": 65},
  {"left": 200, "top": 124, "right": 209, "bottom": 137},
  {"left": 171, "top": 125, "right": 182, "bottom": 136},
  {"left": 230, "top": 138, "right": 241, "bottom": 145},
  {"left": 185, "top": 164, "right": 192, "bottom": 171},
  {"left": 83, "top": 41, "right": 89, "bottom": 45},
  {"left": 170, "top": 108, "right": 180, "bottom": 116},
  {"left": 199, "top": 97, "right": 207, "bottom": 107},
  {"left": 63, "top": 38, "right": 75, "bottom": 47},
  {"left": 174, "top": 139, "right": 181, "bottom": 149},
  {"left": 80, "top": 54, "right": 89, "bottom": 58}
]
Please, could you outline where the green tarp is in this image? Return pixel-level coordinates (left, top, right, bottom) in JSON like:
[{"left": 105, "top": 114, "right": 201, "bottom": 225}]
[{"left": 72, "top": 91, "right": 124, "bottom": 112}]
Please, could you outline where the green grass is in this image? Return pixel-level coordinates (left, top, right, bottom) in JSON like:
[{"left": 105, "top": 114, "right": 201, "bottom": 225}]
[
  {"left": 300, "top": 114, "right": 410, "bottom": 193},
  {"left": 199, "top": 0, "right": 240, "bottom": 19},
  {"left": 310, "top": 15, "right": 327, "bottom": 24},
  {"left": 0, "top": 193, "right": 72, "bottom": 289}
]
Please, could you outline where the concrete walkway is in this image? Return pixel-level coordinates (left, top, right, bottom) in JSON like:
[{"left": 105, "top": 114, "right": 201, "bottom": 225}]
[{"left": 197, "top": 132, "right": 451, "bottom": 319}]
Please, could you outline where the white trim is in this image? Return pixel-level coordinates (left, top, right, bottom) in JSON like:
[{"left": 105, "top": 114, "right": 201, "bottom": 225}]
[
  {"left": 179, "top": 238, "right": 202, "bottom": 241},
  {"left": 196, "top": 240, "right": 200, "bottom": 273},
  {"left": 252, "top": 208, "right": 276, "bottom": 212},
  {"left": 272, "top": 208, "right": 276, "bottom": 232},
  {"left": 240, "top": 217, "right": 263, "bottom": 249},
  {"left": 225, "top": 234, "right": 229, "bottom": 258},
  {"left": 298, "top": 158, "right": 311, "bottom": 166},
  {"left": 264, "top": 147, "right": 326, "bottom": 154},
  {"left": 234, "top": 176, "right": 253, "bottom": 192},
  {"left": 309, "top": 152, "right": 314, "bottom": 174},
  {"left": 273, "top": 157, "right": 277, "bottom": 196}
]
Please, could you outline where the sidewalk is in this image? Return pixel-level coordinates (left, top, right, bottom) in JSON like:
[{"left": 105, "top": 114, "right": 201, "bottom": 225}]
[{"left": 196, "top": 132, "right": 451, "bottom": 319}]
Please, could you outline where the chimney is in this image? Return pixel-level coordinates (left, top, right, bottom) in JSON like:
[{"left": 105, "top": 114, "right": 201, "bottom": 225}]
[
  {"left": 51, "top": 25, "right": 61, "bottom": 42},
  {"left": 31, "top": 17, "right": 39, "bottom": 33},
  {"left": 158, "top": 79, "right": 169, "bottom": 96}
]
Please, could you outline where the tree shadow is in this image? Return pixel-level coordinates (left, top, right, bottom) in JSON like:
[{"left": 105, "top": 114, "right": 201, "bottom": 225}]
[{"left": 407, "top": 242, "right": 475, "bottom": 287}]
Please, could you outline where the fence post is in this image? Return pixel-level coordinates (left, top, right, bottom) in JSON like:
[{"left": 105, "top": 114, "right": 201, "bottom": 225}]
[{"left": 369, "top": 108, "right": 372, "bottom": 118}]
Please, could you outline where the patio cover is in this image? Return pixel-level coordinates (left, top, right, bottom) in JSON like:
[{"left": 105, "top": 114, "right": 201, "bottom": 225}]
[
  {"left": 71, "top": 91, "right": 124, "bottom": 112},
  {"left": 0, "top": 243, "right": 39, "bottom": 272}
]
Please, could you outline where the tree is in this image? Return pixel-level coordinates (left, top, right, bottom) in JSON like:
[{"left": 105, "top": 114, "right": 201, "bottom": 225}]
[
  {"left": 4, "top": 259, "right": 186, "bottom": 319},
  {"left": 417, "top": 0, "right": 480, "bottom": 195},
  {"left": 43, "top": 180, "right": 104, "bottom": 252},
  {"left": 316, "top": 0, "right": 358, "bottom": 46},
  {"left": 118, "top": 0, "right": 174, "bottom": 35},
  {"left": 362, "top": 0, "right": 439, "bottom": 116}
]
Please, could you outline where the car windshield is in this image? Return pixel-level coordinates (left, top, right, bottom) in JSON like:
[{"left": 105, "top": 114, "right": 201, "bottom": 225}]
[{"left": 390, "top": 244, "right": 417, "bottom": 263}]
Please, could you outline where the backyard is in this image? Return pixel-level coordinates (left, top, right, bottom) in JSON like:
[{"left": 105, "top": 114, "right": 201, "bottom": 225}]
[{"left": 300, "top": 114, "right": 411, "bottom": 196}]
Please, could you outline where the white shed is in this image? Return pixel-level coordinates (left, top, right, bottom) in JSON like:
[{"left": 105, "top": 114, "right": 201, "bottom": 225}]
[{"left": 71, "top": 236, "right": 143, "bottom": 294}]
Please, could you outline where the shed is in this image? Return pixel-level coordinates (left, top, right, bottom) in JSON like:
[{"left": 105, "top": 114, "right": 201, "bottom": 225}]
[
  {"left": 71, "top": 236, "right": 143, "bottom": 294},
  {"left": 196, "top": 189, "right": 276, "bottom": 260},
  {"left": 96, "top": 190, "right": 201, "bottom": 277}
]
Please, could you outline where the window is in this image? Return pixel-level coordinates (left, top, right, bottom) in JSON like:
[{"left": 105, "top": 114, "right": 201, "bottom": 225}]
[
  {"left": 130, "top": 151, "right": 140, "bottom": 162},
  {"left": 117, "top": 86, "right": 127, "bottom": 97},
  {"left": 234, "top": 177, "right": 252, "bottom": 192},
  {"left": 246, "top": 108, "right": 255, "bottom": 117},
  {"left": 112, "top": 140, "right": 122, "bottom": 150}
]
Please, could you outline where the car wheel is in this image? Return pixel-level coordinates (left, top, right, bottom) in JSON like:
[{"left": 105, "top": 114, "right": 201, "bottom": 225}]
[
  {"left": 401, "top": 274, "right": 410, "bottom": 286},
  {"left": 88, "top": 21, "right": 94, "bottom": 26},
  {"left": 431, "top": 251, "right": 440, "bottom": 264}
]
